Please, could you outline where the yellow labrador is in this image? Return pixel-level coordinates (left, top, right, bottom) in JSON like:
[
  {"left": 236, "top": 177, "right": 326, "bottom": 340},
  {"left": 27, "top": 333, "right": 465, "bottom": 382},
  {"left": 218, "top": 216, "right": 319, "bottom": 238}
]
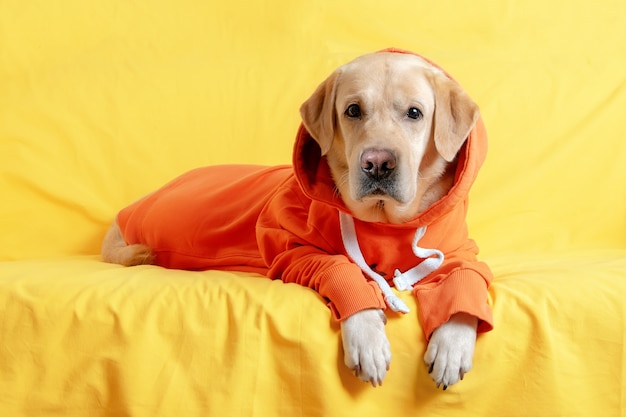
[
  {"left": 103, "top": 51, "right": 482, "bottom": 390},
  {"left": 299, "top": 52, "right": 480, "bottom": 388}
]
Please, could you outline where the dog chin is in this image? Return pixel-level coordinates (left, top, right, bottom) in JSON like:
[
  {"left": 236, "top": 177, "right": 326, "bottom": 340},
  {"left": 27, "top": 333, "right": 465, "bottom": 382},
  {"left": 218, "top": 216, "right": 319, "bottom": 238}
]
[
  {"left": 356, "top": 181, "right": 406, "bottom": 204},
  {"left": 348, "top": 194, "right": 413, "bottom": 224}
]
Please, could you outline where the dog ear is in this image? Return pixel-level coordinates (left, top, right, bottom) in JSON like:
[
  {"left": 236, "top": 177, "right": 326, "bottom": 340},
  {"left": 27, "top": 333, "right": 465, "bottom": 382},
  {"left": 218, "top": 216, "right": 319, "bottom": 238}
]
[
  {"left": 432, "top": 75, "right": 480, "bottom": 162},
  {"left": 299, "top": 70, "right": 340, "bottom": 156}
]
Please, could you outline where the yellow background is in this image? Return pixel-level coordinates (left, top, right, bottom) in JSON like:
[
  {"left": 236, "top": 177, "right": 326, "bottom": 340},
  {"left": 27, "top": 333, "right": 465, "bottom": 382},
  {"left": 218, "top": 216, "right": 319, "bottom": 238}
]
[
  {"left": 1, "top": 0, "right": 625, "bottom": 260},
  {"left": 1, "top": 1, "right": 626, "bottom": 416}
]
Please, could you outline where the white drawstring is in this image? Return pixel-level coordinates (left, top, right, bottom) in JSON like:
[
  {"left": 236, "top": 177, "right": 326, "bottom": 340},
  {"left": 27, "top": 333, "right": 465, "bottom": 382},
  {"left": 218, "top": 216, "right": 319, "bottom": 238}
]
[
  {"left": 392, "top": 226, "right": 444, "bottom": 290},
  {"left": 339, "top": 212, "right": 444, "bottom": 314}
]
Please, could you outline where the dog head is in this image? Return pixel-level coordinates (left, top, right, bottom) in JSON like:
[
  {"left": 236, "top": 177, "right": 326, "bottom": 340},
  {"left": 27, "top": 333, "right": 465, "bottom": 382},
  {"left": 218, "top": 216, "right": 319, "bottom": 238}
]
[{"left": 300, "top": 51, "right": 479, "bottom": 224}]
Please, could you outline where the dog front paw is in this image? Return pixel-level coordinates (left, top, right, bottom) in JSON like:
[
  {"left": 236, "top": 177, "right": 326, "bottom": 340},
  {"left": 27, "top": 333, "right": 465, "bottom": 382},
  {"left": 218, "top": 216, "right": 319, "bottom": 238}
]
[
  {"left": 424, "top": 312, "right": 478, "bottom": 390},
  {"left": 340, "top": 309, "right": 391, "bottom": 387}
]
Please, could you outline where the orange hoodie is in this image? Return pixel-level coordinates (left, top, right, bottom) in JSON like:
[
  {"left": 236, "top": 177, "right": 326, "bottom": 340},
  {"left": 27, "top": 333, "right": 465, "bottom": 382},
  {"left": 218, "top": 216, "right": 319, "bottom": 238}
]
[{"left": 118, "top": 50, "right": 493, "bottom": 338}]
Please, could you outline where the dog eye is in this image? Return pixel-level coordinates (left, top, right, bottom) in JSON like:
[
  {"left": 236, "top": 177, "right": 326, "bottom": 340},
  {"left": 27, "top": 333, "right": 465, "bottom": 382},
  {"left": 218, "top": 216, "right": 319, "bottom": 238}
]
[
  {"left": 345, "top": 104, "right": 362, "bottom": 119},
  {"left": 407, "top": 107, "right": 423, "bottom": 120}
]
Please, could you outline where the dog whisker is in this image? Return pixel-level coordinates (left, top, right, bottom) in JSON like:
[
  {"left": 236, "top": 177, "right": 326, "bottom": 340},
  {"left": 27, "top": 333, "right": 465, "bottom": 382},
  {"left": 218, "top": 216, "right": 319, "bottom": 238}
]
[
  {"left": 332, "top": 172, "right": 350, "bottom": 200},
  {"left": 417, "top": 172, "right": 443, "bottom": 181}
]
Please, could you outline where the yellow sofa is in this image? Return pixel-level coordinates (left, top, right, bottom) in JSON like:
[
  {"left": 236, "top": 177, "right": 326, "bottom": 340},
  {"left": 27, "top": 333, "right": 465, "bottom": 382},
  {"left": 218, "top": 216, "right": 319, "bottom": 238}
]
[{"left": 1, "top": 1, "right": 625, "bottom": 416}]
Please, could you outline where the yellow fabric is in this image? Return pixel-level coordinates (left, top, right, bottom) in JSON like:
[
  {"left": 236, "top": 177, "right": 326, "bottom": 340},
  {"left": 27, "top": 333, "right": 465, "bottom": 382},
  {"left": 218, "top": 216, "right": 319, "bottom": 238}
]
[
  {"left": 1, "top": 1, "right": 625, "bottom": 416},
  {"left": 1, "top": 252, "right": 625, "bottom": 416}
]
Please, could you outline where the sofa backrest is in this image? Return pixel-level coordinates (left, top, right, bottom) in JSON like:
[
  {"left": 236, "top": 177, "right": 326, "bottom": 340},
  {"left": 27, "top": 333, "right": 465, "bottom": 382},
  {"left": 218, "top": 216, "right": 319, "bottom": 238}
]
[{"left": 1, "top": 1, "right": 625, "bottom": 261}]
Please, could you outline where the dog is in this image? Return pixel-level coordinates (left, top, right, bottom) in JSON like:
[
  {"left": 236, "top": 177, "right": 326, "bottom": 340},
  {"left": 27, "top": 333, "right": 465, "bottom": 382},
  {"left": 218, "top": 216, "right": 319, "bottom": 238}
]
[{"left": 102, "top": 49, "right": 493, "bottom": 390}]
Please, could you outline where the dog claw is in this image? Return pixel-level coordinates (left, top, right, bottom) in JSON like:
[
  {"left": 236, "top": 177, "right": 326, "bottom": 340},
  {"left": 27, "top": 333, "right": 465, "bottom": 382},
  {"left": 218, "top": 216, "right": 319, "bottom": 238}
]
[
  {"left": 428, "top": 362, "right": 434, "bottom": 374},
  {"left": 443, "top": 384, "right": 448, "bottom": 391}
]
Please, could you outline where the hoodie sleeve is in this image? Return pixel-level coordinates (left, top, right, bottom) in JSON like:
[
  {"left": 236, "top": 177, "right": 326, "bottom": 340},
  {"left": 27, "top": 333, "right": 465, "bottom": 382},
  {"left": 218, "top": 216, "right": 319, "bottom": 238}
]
[
  {"left": 256, "top": 185, "right": 386, "bottom": 321},
  {"left": 412, "top": 235, "right": 493, "bottom": 340}
]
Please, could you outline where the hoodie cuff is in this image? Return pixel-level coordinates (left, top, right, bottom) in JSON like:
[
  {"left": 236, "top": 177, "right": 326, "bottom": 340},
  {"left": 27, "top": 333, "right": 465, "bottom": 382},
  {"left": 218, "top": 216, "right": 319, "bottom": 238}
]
[
  {"left": 413, "top": 268, "right": 493, "bottom": 339},
  {"left": 318, "top": 262, "right": 386, "bottom": 321}
]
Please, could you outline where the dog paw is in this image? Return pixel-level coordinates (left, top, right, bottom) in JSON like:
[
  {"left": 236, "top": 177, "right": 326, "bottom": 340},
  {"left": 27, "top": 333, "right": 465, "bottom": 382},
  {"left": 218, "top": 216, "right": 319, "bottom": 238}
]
[
  {"left": 424, "top": 312, "right": 478, "bottom": 390},
  {"left": 340, "top": 309, "right": 391, "bottom": 387}
]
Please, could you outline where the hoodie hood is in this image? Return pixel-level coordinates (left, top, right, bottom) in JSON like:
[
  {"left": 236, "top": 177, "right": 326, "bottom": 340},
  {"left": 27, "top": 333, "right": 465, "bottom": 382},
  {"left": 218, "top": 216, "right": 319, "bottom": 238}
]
[{"left": 292, "top": 48, "right": 488, "bottom": 227}]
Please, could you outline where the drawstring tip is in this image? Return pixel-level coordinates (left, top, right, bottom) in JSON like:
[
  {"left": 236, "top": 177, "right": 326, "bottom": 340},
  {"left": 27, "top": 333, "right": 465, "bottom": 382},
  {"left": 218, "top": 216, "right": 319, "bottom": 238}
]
[
  {"left": 385, "top": 295, "right": 410, "bottom": 314},
  {"left": 393, "top": 269, "right": 413, "bottom": 291}
]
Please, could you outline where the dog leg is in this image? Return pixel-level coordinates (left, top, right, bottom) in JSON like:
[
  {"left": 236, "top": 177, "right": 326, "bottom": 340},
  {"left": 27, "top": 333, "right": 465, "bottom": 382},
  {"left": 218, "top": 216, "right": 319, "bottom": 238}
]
[
  {"left": 424, "top": 312, "right": 478, "bottom": 390},
  {"left": 340, "top": 308, "right": 391, "bottom": 387},
  {"left": 101, "top": 217, "right": 154, "bottom": 266}
]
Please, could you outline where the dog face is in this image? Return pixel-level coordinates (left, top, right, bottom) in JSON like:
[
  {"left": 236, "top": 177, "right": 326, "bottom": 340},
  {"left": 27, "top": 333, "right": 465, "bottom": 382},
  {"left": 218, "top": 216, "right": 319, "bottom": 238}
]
[{"left": 300, "top": 52, "right": 479, "bottom": 224}]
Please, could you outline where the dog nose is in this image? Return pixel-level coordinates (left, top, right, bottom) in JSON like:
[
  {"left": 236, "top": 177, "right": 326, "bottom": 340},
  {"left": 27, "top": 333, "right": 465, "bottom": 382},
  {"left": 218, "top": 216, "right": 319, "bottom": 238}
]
[{"left": 360, "top": 148, "right": 396, "bottom": 180}]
